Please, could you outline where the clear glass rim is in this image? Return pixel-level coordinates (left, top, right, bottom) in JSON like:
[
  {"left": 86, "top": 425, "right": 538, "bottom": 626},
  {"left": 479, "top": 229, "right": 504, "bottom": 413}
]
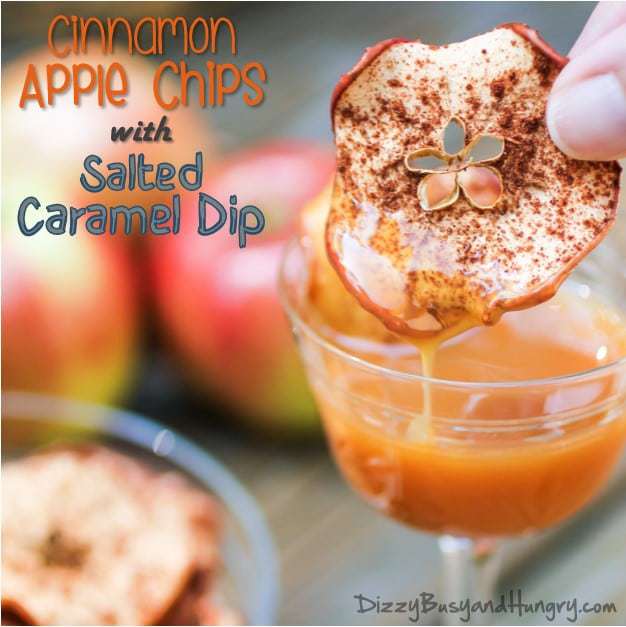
[{"left": 278, "top": 238, "right": 626, "bottom": 391}]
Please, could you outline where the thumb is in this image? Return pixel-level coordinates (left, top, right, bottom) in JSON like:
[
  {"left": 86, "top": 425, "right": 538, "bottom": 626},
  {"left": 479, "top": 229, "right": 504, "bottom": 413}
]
[{"left": 546, "top": 23, "right": 626, "bottom": 161}]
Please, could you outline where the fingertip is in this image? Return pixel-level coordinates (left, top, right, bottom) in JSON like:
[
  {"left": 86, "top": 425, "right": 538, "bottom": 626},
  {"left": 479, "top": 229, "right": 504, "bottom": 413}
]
[
  {"left": 547, "top": 73, "right": 626, "bottom": 161},
  {"left": 546, "top": 94, "right": 572, "bottom": 157}
]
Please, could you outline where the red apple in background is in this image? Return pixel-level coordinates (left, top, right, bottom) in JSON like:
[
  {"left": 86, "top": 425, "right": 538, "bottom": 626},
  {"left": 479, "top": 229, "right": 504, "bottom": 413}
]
[
  {"left": 149, "top": 141, "right": 335, "bottom": 435},
  {"left": 2, "top": 185, "right": 139, "bottom": 404}
]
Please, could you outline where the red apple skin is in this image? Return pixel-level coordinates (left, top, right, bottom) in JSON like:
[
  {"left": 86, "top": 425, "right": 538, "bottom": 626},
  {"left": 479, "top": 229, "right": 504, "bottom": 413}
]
[
  {"left": 2, "top": 219, "right": 139, "bottom": 404},
  {"left": 149, "top": 141, "right": 335, "bottom": 434}
]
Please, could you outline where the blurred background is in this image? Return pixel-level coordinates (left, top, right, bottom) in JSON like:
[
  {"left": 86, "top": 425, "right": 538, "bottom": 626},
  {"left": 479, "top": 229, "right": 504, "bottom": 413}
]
[{"left": 2, "top": 2, "right": 626, "bottom": 624}]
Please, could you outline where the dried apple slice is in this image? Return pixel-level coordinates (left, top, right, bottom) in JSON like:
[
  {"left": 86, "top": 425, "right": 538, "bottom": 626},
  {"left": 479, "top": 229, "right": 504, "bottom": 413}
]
[
  {"left": 463, "top": 134, "right": 505, "bottom": 164},
  {"left": 327, "top": 24, "right": 621, "bottom": 339},
  {"left": 159, "top": 568, "right": 241, "bottom": 626},
  {"left": 443, "top": 116, "right": 466, "bottom": 157},
  {"left": 1, "top": 446, "right": 219, "bottom": 626}
]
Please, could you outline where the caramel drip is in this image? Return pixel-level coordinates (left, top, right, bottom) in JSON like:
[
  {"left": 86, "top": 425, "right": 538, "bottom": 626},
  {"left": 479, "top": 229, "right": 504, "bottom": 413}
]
[{"left": 406, "top": 315, "right": 479, "bottom": 440}]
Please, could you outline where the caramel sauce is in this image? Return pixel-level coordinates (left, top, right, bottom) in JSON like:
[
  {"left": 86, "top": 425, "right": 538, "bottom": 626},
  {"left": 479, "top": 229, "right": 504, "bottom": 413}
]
[
  {"left": 406, "top": 317, "right": 479, "bottom": 440},
  {"left": 305, "top": 279, "right": 626, "bottom": 536}
]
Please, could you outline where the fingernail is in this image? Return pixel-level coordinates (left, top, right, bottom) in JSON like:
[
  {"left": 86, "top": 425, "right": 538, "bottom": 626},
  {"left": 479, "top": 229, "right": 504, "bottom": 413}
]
[{"left": 547, "top": 72, "right": 626, "bottom": 160}]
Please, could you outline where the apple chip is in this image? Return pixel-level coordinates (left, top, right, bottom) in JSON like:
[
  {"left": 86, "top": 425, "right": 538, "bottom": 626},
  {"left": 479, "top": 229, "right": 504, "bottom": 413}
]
[
  {"left": 327, "top": 24, "right": 621, "bottom": 339},
  {"left": 1, "top": 446, "right": 218, "bottom": 626}
]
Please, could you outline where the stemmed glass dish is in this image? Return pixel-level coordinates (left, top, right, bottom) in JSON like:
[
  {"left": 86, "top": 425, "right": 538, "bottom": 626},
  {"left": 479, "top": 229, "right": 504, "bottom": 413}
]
[{"left": 279, "top": 232, "right": 626, "bottom": 623}]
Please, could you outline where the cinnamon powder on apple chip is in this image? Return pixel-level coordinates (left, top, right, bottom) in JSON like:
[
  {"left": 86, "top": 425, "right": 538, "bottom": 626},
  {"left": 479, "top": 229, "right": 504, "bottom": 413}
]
[{"left": 327, "top": 24, "right": 621, "bottom": 338}]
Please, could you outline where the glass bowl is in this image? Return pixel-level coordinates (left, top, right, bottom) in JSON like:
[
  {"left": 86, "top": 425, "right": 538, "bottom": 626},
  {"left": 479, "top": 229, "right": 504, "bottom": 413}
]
[{"left": 1, "top": 391, "right": 279, "bottom": 626}]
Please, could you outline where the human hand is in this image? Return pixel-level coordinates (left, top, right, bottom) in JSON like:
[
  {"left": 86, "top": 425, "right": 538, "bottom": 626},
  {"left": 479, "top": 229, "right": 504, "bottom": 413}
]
[{"left": 547, "top": 2, "right": 626, "bottom": 160}]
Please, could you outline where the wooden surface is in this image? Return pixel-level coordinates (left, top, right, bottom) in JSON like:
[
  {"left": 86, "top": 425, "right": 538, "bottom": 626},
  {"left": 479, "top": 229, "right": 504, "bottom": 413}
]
[{"left": 5, "top": 2, "right": 625, "bottom": 625}]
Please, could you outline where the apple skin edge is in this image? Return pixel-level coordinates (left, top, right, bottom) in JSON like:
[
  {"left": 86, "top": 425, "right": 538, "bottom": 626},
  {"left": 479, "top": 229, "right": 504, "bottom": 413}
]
[
  {"left": 503, "top": 23, "right": 568, "bottom": 69},
  {"left": 330, "top": 38, "right": 409, "bottom": 128}
]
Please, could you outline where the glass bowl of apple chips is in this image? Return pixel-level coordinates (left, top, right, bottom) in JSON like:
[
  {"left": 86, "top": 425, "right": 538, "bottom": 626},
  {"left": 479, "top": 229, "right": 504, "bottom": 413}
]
[{"left": 1, "top": 392, "right": 279, "bottom": 626}]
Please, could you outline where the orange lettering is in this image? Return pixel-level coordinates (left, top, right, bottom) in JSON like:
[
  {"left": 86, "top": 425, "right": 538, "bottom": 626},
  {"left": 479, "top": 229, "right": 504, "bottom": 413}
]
[
  {"left": 48, "top": 15, "right": 71, "bottom": 57},
  {"left": 242, "top": 62, "right": 266, "bottom": 106},
  {"left": 19, "top": 65, "right": 45, "bottom": 108},
  {"left": 46, "top": 63, "right": 71, "bottom": 105},
  {"left": 72, "top": 63, "right": 97, "bottom": 105},
  {"left": 105, "top": 63, "right": 128, "bottom": 106},
  {"left": 216, "top": 63, "right": 241, "bottom": 106},
  {"left": 153, "top": 60, "right": 179, "bottom": 110}
]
